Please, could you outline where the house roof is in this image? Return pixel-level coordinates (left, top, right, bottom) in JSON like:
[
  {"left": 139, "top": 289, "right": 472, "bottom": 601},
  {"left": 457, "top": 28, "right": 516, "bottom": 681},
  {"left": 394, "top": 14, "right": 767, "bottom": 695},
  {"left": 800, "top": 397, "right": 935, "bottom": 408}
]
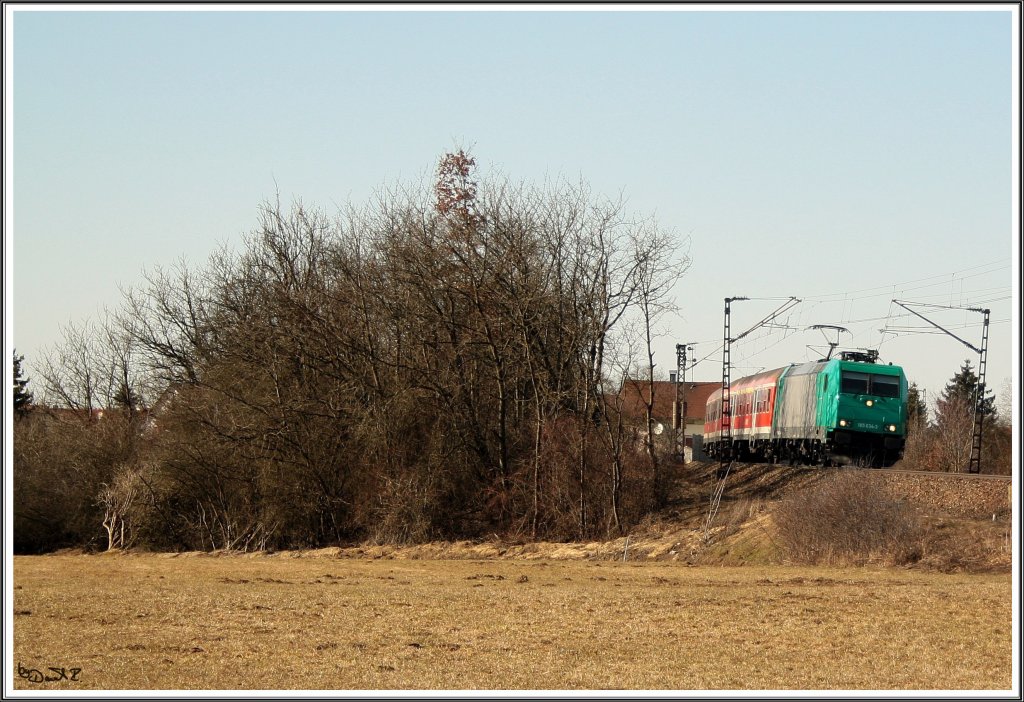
[{"left": 616, "top": 379, "right": 720, "bottom": 423}]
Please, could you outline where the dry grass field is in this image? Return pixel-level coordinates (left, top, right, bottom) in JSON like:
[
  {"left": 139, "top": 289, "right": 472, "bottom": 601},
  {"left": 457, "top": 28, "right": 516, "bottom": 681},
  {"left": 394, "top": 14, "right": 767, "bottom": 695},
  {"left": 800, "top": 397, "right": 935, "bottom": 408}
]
[{"left": 12, "top": 552, "right": 1012, "bottom": 692}]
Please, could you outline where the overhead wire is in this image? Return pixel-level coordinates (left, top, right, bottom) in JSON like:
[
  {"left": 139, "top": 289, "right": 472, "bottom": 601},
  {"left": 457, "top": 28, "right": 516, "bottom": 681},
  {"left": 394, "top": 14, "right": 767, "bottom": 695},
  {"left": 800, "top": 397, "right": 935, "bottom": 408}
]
[
  {"left": 826, "top": 261, "right": 1010, "bottom": 356},
  {"left": 800, "top": 259, "right": 1008, "bottom": 303},
  {"left": 680, "top": 260, "right": 1009, "bottom": 380}
]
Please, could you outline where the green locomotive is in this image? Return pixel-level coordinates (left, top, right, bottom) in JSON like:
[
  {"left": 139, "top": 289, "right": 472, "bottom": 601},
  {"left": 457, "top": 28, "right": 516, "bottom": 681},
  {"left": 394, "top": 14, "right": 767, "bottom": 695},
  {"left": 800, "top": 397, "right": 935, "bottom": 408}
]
[{"left": 703, "top": 352, "right": 908, "bottom": 467}]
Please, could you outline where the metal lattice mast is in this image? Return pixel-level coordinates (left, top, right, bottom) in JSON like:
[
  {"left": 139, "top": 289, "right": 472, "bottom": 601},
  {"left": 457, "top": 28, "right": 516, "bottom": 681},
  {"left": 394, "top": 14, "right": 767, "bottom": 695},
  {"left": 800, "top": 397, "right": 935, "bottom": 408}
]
[
  {"left": 968, "top": 309, "right": 991, "bottom": 474},
  {"left": 675, "top": 343, "right": 695, "bottom": 459},
  {"left": 892, "top": 300, "right": 991, "bottom": 474},
  {"left": 721, "top": 298, "right": 735, "bottom": 473},
  {"left": 719, "top": 296, "right": 797, "bottom": 473},
  {"left": 675, "top": 344, "right": 685, "bottom": 458},
  {"left": 708, "top": 297, "right": 798, "bottom": 528}
]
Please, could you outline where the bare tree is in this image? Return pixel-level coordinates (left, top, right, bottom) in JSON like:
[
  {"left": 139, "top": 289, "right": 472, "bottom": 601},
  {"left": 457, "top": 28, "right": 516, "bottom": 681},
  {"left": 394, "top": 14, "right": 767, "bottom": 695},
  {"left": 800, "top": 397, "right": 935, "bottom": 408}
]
[
  {"left": 119, "top": 260, "right": 212, "bottom": 387},
  {"left": 98, "top": 466, "right": 146, "bottom": 551},
  {"left": 19, "top": 150, "right": 691, "bottom": 551},
  {"left": 630, "top": 223, "right": 688, "bottom": 507},
  {"left": 38, "top": 320, "right": 102, "bottom": 412}
]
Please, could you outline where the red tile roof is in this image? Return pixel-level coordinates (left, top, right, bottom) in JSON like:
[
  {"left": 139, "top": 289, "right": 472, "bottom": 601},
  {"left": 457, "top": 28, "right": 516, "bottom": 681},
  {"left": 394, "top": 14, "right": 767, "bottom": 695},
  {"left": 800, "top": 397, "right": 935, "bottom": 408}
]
[{"left": 615, "top": 379, "right": 720, "bottom": 424}]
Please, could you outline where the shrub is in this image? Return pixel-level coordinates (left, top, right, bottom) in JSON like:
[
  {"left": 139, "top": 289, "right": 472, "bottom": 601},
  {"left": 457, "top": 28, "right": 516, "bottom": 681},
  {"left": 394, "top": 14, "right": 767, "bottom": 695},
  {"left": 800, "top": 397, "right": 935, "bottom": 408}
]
[{"left": 772, "top": 470, "right": 923, "bottom": 566}]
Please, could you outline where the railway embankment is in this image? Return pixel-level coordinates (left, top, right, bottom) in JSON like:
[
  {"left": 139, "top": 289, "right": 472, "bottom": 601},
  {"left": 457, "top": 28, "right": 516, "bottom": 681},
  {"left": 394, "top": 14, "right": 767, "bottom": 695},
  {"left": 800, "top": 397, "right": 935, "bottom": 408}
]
[
  {"left": 877, "top": 470, "right": 1011, "bottom": 518},
  {"left": 674, "top": 462, "right": 1013, "bottom": 572},
  {"left": 678, "top": 461, "right": 1011, "bottom": 519},
  {"left": 79, "top": 462, "right": 1011, "bottom": 573}
]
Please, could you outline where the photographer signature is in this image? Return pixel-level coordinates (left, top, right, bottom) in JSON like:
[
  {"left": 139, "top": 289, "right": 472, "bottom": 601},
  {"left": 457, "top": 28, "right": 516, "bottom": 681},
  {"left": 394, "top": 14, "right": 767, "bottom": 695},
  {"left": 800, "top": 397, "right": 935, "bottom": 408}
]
[{"left": 17, "top": 663, "right": 81, "bottom": 684}]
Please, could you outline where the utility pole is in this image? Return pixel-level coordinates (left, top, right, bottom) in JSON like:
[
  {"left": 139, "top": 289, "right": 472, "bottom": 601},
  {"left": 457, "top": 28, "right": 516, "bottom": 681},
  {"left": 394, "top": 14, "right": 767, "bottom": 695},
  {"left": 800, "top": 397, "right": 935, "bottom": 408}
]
[
  {"left": 721, "top": 298, "right": 745, "bottom": 477},
  {"left": 675, "top": 342, "right": 695, "bottom": 461},
  {"left": 892, "top": 300, "right": 990, "bottom": 474},
  {"left": 720, "top": 296, "right": 800, "bottom": 476},
  {"left": 707, "top": 296, "right": 801, "bottom": 535}
]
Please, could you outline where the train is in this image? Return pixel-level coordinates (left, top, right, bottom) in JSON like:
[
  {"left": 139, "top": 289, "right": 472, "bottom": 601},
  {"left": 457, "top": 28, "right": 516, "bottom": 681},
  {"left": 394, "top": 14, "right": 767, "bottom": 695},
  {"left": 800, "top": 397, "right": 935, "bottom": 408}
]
[{"left": 702, "top": 353, "right": 908, "bottom": 467}]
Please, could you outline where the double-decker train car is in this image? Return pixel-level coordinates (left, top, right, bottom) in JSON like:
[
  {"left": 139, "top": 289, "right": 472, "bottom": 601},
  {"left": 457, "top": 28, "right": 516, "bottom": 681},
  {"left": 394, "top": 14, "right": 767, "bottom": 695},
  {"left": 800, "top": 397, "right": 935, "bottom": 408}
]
[{"left": 703, "top": 356, "right": 907, "bottom": 467}]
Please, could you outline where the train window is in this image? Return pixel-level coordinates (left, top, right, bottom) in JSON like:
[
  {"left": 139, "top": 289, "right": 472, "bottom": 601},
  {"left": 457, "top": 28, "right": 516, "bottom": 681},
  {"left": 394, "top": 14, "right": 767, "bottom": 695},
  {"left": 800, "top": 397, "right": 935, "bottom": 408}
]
[
  {"left": 841, "top": 371, "right": 869, "bottom": 394},
  {"left": 871, "top": 375, "right": 900, "bottom": 398}
]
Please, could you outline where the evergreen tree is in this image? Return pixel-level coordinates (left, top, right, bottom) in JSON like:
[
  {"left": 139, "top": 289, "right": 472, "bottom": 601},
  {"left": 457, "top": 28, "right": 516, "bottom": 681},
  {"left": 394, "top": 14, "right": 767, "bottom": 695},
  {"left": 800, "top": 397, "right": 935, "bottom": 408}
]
[
  {"left": 936, "top": 359, "right": 995, "bottom": 420},
  {"left": 930, "top": 360, "right": 996, "bottom": 473},
  {"left": 13, "top": 351, "right": 33, "bottom": 417},
  {"left": 114, "top": 380, "right": 141, "bottom": 414}
]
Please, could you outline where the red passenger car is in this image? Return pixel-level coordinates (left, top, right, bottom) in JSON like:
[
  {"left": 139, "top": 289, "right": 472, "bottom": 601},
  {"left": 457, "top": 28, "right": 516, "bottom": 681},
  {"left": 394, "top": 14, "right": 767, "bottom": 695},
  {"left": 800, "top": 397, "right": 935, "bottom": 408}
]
[{"left": 704, "top": 368, "right": 784, "bottom": 458}]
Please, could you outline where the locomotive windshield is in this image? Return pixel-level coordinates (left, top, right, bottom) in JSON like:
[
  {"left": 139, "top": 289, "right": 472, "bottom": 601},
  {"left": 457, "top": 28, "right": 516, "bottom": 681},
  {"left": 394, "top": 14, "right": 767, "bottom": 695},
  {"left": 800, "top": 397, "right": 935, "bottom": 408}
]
[
  {"left": 840, "top": 370, "right": 901, "bottom": 397},
  {"left": 840, "top": 371, "right": 869, "bottom": 394},
  {"left": 870, "top": 375, "right": 901, "bottom": 398}
]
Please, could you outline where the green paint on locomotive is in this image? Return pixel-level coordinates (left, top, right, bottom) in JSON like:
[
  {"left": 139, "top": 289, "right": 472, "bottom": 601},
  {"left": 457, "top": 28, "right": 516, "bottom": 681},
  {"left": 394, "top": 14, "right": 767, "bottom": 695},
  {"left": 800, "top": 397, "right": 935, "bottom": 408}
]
[
  {"left": 773, "top": 359, "right": 906, "bottom": 437},
  {"left": 823, "top": 359, "right": 906, "bottom": 436}
]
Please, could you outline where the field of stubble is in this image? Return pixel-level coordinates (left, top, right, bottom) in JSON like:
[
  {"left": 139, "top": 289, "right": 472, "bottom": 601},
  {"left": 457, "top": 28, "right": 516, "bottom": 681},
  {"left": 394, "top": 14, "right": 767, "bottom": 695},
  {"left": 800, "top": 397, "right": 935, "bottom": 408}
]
[{"left": 12, "top": 553, "right": 1012, "bottom": 692}]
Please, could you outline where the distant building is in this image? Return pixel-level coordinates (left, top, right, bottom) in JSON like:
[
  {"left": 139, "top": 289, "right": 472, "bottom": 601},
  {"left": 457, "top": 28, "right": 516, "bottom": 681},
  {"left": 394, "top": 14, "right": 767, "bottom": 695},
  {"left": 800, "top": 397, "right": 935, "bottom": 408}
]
[{"left": 615, "top": 378, "right": 720, "bottom": 460}]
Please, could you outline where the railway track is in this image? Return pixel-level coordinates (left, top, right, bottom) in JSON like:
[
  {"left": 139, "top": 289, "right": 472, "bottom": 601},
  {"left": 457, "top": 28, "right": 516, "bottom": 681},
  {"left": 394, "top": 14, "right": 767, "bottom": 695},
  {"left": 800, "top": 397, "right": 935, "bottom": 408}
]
[
  {"left": 694, "top": 460, "right": 1012, "bottom": 482},
  {"left": 849, "top": 466, "right": 1011, "bottom": 481}
]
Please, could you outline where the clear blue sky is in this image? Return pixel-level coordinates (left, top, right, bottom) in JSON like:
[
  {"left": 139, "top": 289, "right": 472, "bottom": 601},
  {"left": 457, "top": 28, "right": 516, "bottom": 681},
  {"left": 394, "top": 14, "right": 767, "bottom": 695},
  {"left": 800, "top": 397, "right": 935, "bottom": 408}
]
[{"left": 6, "top": 5, "right": 1019, "bottom": 411}]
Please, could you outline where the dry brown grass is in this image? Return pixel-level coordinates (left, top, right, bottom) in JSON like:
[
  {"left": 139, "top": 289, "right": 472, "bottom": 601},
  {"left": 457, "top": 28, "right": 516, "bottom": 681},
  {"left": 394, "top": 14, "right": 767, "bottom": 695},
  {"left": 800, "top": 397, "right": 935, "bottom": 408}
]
[
  {"left": 772, "top": 471, "right": 925, "bottom": 567},
  {"left": 13, "top": 553, "right": 1012, "bottom": 691}
]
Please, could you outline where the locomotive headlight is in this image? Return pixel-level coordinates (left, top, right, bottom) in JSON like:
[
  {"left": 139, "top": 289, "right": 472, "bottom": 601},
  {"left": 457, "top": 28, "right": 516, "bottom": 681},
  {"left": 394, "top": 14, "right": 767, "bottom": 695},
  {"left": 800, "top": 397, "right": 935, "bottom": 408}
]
[
  {"left": 865, "top": 399, "right": 874, "bottom": 407},
  {"left": 888, "top": 424, "right": 897, "bottom": 432},
  {"left": 839, "top": 419, "right": 848, "bottom": 427}
]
